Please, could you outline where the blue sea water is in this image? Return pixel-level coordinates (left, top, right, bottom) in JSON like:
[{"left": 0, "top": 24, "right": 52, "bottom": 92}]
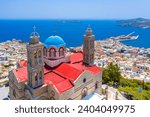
[{"left": 0, "top": 20, "right": 150, "bottom": 48}]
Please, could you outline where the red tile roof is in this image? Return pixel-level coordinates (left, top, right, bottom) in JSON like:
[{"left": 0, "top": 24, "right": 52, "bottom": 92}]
[
  {"left": 13, "top": 52, "right": 102, "bottom": 94},
  {"left": 55, "top": 63, "right": 82, "bottom": 82},
  {"left": 13, "top": 67, "right": 28, "bottom": 83},
  {"left": 44, "top": 72, "right": 74, "bottom": 94},
  {"left": 86, "top": 65, "right": 102, "bottom": 75},
  {"left": 55, "top": 80, "right": 73, "bottom": 94},
  {"left": 70, "top": 52, "right": 83, "bottom": 63},
  {"left": 69, "top": 62, "right": 102, "bottom": 75},
  {"left": 44, "top": 72, "right": 65, "bottom": 85}
]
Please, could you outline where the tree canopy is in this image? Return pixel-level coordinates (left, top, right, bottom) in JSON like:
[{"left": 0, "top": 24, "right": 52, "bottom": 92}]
[{"left": 102, "top": 62, "right": 121, "bottom": 85}]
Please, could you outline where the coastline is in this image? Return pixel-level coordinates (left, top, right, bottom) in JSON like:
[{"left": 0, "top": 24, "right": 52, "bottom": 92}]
[{"left": 0, "top": 20, "right": 150, "bottom": 48}]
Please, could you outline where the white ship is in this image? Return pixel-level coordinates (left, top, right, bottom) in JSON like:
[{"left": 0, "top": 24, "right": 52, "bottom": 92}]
[{"left": 110, "top": 32, "right": 139, "bottom": 41}]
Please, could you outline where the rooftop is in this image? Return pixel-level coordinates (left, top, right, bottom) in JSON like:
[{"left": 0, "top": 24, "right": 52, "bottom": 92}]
[{"left": 13, "top": 52, "right": 102, "bottom": 94}]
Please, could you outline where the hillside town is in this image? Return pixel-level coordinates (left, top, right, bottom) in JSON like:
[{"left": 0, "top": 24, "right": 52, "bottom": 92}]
[
  {"left": 73, "top": 39, "right": 150, "bottom": 82},
  {"left": 0, "top": 38, "right": 150, "bottom": 100},
  {"left": 0, "top": 39, "right": 26, "bottom": 85},
  {"left": 94, "top": 39, "right": 150, "bottom": 82}
]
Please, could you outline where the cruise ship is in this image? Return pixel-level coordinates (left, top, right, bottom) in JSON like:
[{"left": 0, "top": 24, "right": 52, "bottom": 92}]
[{"left": 110, "top": 32, "right": 139, "bottom": 41}]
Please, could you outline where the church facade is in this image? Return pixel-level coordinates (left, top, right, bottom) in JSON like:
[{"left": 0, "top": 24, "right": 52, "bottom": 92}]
[{"left": 9, "top": 27, "right": 102, "bottom": 100}]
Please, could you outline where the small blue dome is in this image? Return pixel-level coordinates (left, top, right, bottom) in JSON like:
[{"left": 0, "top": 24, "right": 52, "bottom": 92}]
[{"left": 44, "top": 35, "right": 66, "bottom": 48}]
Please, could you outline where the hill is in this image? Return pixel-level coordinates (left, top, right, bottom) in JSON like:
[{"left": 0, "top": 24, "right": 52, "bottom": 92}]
[{"left": 118, "top": 18, "right": 150, "bottom": 29}]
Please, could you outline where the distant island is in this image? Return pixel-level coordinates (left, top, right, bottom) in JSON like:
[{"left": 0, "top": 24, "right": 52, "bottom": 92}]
[{"left": 118, "top": 18, "right": 150, "bottom": 29}]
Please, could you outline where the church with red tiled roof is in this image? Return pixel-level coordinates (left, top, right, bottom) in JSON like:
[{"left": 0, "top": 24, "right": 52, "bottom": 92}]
[{"left": 9, "top": 26, "right": 102, "bottom": 100}]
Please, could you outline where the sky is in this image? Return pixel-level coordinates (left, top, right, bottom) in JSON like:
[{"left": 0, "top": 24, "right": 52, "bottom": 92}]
[{"left": 0, "top": 0, "right": 150, "bottom": 19}]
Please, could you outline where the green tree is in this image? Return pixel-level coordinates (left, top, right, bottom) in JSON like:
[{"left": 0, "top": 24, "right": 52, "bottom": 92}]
[
  {"left": 102, "top": 68, "right": 110, "bottom": 83},
  {"left": 102, "top": 62, "right": 121, "bottom": 85}
]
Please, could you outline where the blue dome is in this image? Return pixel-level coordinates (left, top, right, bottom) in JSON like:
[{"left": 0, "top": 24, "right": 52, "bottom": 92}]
[{"left": 44, "top": 35, "right": 66, "bottom": 48}]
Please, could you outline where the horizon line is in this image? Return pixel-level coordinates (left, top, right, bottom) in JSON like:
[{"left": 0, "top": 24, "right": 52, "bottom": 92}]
[{"left": 0, "top": 17, "right": 148, "bottom": 20}]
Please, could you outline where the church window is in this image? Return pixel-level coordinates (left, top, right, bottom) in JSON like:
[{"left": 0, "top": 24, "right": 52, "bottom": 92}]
[
  {"left": 49, "top": 48, "right": 56, "bottom": 58},
  {"left": 59, "top": 47, "right": 64, "bottom": 56},
  {"left": 38, "top": 50, "right": 42, "bottom": 63},
  {"left": 90, "top": 54, "right": 93, "bottom": 63},
  {"left": 35, "top": 72, "right": 38, "bottom": 85},
  {"left": 43, "top": 47, "right": 47, "bottom": 56},
  {"left": 83, "top": 78, "right": 86, "bottom": 83},
  {"left": 81, "top": 88, "right": 88, "bottom": 99},
  {"left": 95, "top": 81, "right": 99, "bottom": 90},
  {"left": 39, "top": 71, "right": 42, "bottom": 79},
  {"left": 39, "top": 71, "right": 42, "bottom": 84},
  {"left": 34, "top": 52, "right": 38, "bottom": 64}
]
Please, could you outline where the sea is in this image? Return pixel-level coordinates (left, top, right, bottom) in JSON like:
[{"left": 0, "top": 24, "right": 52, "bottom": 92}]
[{"left": 0, "top": 20, "right": 150, "bottom": 48}]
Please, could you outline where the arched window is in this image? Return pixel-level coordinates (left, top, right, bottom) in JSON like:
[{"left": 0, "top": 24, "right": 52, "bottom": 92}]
[
  {"left": 43, "top": 47, "right": 47, "bottom": 56},
  {"left": 90, "top": 54, "right": 93, "bottom": 63},
  {"left": 38, "top": 50, "right": 42, "bottom": 63},
  {"left": 59, "top": 47, "right": 64, "bottom": 56},
  {"left": 95, "top": 81, "right": 99, "bottom": 90},
  {"left": 83, "top": 78, "right": 86, "bottom": 83},
  {"left": 81, "top": 87, "right": 88, "bottom": 99},
  {"left": 39, "top": 71, "right": 42, "bottom": 84},
  {"left": 35, "top": 72, "right": 38, "bottom": 86},
  {"left": 34, "top": 52, "right": 38, "bottom": 64},
  {"left": 49, "top": 48, "right": 56, "bottom": 58}
]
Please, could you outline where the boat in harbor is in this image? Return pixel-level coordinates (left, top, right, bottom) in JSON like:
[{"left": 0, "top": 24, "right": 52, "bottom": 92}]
[{"left": 110, "top": 32, "right": 139, "bottom": 41}]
